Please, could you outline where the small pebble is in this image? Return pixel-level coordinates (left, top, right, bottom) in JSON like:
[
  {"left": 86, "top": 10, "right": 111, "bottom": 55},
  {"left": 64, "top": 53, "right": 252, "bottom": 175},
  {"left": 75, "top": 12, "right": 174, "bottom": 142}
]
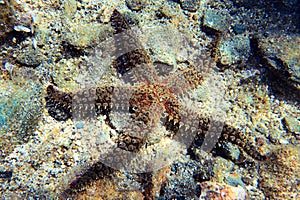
[
  {"left": 76, "top": 121, "right": 85, "bottom": 129},
  {"left": 126, "top": 0, "right": 146, "bottom": 11},
  {"left": 233, "top": 24, "right": 246, "bottom": 34},
  {"left": 179, "top": 0, "right": 200, "bottom": 12},
  {"left": 226, "top": 173, "right": 245, "bottom": 187},
  {"left": 14, "top": 25, "right": 31, "bottom": 33},
  {"left": 203, "top": 9, "right": 229, "bottom": 33},
  {"left": 283, "top": 116, "right": 300, "bottom": 133}
]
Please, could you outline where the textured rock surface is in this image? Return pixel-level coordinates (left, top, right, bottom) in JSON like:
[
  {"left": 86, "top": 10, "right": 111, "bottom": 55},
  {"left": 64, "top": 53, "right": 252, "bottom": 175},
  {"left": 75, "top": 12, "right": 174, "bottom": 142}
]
[
  {"left": 0, "top": 67, "right": 43, "bottom": 157},
  {"left": 179, "top": 0, "right": 200, "bottom": 12},
  {"left": 0, "top": 1, "right": 14, "bottom": 37},
  {"left": 203, "top": 8, "right": 230, "bottom": 33},
  {"left": 258, "top": 146, "right": 300, "bottom": 199},
  {"left": 218, "top": 35, "right": 251, "bottom": 65},
  {"left": 159, "top": 160, "right": 202, "bottom": 199},
  {"left": 126, "top": 0, "right": 147, "bottom": 11},
  {"left": 199, "top": 181, "right": 247, "bottom": 199},
  {"left": 283, "top": 116, "right": 300, "bottom": 134},
  {"left": 259, "top": 34, "right": 300, "bottom": 90}
]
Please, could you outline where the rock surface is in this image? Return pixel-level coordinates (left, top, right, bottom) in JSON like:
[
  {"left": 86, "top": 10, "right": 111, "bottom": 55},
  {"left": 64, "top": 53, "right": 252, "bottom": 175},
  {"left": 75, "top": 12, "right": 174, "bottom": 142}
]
[
  {"left": 179, "top": 0, "right": 200, "bottom": 12},
  {"left": 218, "top": 35, "right": 251, "bottom": 65},
  {"left": 199, "top": 181, "right": 247, "bottom": 199},
  {"left": 259, "top": 34, "right": 300, "bottom": 90},
  {"left": 203, "top": 8, "right": 230, "bottom": 33}
]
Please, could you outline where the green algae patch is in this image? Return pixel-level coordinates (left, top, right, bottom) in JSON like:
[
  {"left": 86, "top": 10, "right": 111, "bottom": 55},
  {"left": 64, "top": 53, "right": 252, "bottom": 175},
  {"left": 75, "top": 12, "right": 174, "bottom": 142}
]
[{"left": 0, "top": 68, "right": 43, "bottom": 155}]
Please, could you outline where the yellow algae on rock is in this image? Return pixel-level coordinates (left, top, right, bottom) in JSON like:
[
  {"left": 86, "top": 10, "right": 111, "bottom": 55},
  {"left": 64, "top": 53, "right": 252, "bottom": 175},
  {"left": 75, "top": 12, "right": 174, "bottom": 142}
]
[
  {"left": 63, "top": 0, "right": 77, "bottom": 19},
  {"left": 64, "top": 23, "right": 111, "bottom": 48},
  {"left": 259, "top": 145, "right": 300, "bottom": 199}
]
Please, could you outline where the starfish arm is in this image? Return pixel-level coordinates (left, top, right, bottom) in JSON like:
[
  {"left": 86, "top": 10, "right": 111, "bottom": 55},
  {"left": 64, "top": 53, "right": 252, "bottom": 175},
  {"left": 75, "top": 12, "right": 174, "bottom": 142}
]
[
  {"left": 45, "top": 85, "right": 73, "bottom": 121},
  {"left": 45, "top": 85, "right": 135, "bottom": 122},
  {"left": 116, "top": 130, "right": 146, "bottom": 152},
  {"left": 62, "top": 161, "right": 114, "bottom": 196},
  {"left": 110, "top": 9, "right": 158, "bottom": 84},
  {"left": 220, "top": 124, "right": 267, "bottom": 161},
  {"left": 163, "top": 102, "right": 267, "bottom": 161},
  {"left": 45, "top": 85, "right": 115, "bottom": 121},
  {"left": 110, "top": 9, "right": 131, "bottom": 34},
  {"left": 189, "top": 120, "right": 268, "bottom": 161},
  {"left": 168, "top": 105, "right": 204, "bottom": 146},
  {"left": 94, "top": 86, "right": 114, "bottom": 116},
  {"left": 162, "top": 95, "right": 181, "bottom": 134},
  {"left": 166, "top": 51, "right": 214, "bottom": 96}
]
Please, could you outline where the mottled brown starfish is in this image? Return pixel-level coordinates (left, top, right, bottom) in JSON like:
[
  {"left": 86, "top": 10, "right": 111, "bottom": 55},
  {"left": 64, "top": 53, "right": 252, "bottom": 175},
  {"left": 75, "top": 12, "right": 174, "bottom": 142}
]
[
  {"left": 45, "top": 9, "right": 267, "bottom": 196},
  {"left": 46, "top": 9, "right": 208, "bottom": 153}
]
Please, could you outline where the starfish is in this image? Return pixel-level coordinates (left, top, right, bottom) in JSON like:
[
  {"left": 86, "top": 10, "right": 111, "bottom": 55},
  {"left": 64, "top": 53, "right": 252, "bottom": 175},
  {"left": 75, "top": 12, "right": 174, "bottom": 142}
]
[{"left": 45, "top": 9, "right": 267, "bottom": 196}]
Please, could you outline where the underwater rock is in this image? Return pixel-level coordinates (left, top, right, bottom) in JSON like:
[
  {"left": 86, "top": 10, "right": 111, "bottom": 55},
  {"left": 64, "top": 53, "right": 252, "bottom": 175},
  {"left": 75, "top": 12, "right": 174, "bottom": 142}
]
[
  {"left": 0, "top": 67, "right": 43, "bottom": 156},
  {"left": 199, "top": 181, "right": 247, "bottom": 199},
  {"left": 202, "top": 8, "right": 230, "bottom": 33},
  {"left": 226, "top": 173, "right": 245, "bottom": 188},
  {"left": 0, "top": 170, "right": 12, "bottom": 180},
  {"left": 258, "top": 34, "right": 300, "bottom": 90},
  {"left": 283, "top": 116, "right": 300, "bottom": 134},
  {"left": 233, "top": 24, "right": 246, "bottom": 35},
  {"left": 126, "top": 0, "right": 147, "bottom": 11},
  {"left": 15, "top": 45, "right": 45, "bottom": 67},
  {"left": 232, "top": 0, "right": 300, "bottom": 12},
  {"left": 63, "top": 22, "right": 111, "bottom": 48},
  {"left": 0, "top": 0, "right": 15, "bottom": 38},
  {"left": 0, "top": 0, "right": 34, "bottom": 45},
  {"left": 231, "top": 0, "right": 267, "bottom": 8},
  {"left": 258, "top": 145, "right": 300, "bottom": 199},
  {"left": 159, "top": 160, "right": 202, "bottom": 199},
  {"left": 75, "top": 121, "right": 85, "bottom": 129},
  {"left": 218, "top": 35, "right": 251, "bottom": 65},
  {"left": 214, "top": 142, "right": 241, "bottom": 161},
  {"left": 280, "top": 0, "right": 299, "bottom": 11},
  {"left": 212, "top": 157, "right": 234, "bottom": 183},
  {"left": 179, "top": 0, "right": 200, "bottom": 12}
]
